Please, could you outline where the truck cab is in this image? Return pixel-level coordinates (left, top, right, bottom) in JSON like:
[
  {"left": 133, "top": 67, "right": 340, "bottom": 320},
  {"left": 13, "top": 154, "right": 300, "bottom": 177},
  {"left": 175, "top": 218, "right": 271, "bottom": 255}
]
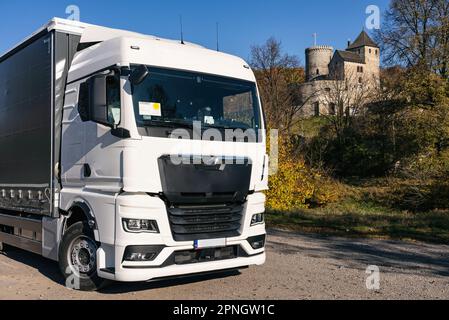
[{"left": 0, "top": 18, "right": 267, "bottom": 290}]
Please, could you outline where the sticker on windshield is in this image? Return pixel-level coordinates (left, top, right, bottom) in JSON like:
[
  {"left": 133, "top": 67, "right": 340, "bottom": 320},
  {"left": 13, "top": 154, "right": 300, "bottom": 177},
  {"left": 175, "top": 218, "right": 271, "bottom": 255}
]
[
  {"left": 139, "top": 102, "right": 162, "bottom": 117},
  {"left": 204, "top": 116, "right": 215, "bottom": 125}
]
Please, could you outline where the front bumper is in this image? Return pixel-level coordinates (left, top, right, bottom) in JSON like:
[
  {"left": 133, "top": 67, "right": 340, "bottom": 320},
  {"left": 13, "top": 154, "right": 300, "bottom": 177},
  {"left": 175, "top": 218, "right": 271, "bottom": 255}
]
[
  {"left": 96, "top": 192, "right": 267, "bottom": 282},
  {"left": 103, "top": 251, "right": 266, "bottom": 283}
]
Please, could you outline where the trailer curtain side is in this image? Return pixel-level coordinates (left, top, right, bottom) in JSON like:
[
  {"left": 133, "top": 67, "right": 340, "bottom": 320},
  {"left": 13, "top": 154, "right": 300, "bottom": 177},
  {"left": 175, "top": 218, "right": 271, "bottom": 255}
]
[{"left": 0, "top": 31, "right": 80, "bottom": 216}]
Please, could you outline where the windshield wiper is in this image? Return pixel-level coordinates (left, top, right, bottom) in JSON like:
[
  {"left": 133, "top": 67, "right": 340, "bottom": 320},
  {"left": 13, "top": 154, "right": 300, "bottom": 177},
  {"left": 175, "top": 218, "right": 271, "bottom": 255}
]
[
  {"left": 140, "top": 119, "right": 193, "bottom": 129},
  {"left": 203, "top": 123, "right": 251, "bottom": 130},
  {"left": 140, "top": 119, "right": 252, "bottom": 131}
]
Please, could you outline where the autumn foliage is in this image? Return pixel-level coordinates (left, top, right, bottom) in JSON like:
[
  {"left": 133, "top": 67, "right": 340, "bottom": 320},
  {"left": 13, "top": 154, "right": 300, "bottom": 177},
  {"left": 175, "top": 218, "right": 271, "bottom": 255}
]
[{"left": 265, "top": 136, "right": 338, "bottom": 211}]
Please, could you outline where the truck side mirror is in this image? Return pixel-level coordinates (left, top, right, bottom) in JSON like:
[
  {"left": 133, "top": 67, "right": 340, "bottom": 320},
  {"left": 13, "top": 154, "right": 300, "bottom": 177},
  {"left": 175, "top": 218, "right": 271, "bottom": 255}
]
[
  {"left": 78, "top": 71, "right": 130, "bottom": 138},
  {"left": 88, "top": 75, "right": 110, "bottom": 126},
  {"left": 129, "top": 65, "right": 149, "bottom": 85},
  {"left": 78, "top": 74, "right": 113, "bottom": 127},
  {"left": 78, "top": 82, "right": 91, "bottom": 122}
]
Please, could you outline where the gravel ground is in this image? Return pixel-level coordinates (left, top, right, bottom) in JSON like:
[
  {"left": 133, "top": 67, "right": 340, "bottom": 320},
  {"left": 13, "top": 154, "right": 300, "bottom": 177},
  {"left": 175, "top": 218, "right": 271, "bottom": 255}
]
[{"left": 0, "top": 229, "right": 448, "bottom": 300}]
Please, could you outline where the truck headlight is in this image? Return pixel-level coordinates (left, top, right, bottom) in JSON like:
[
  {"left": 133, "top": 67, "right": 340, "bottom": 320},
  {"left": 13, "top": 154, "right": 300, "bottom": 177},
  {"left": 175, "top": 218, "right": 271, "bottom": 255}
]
[
  {"left": 122, "top": 219, "right": 159, "bottom": 233},
  {"left": 251, "top": 213, "right": 264, "bottom": 226}
]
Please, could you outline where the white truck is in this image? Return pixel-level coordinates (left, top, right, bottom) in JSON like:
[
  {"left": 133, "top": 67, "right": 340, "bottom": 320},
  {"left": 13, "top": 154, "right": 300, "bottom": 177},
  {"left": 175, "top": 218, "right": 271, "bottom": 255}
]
[{"left": 0, "top": 18, "right": 268, "bottom": 290}]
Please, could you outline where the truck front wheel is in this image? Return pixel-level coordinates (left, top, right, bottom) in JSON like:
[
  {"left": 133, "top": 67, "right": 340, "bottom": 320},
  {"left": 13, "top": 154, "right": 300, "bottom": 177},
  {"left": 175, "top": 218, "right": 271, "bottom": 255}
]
[{"left": 58, "top": 222, "right": 107, "bottom": 291}]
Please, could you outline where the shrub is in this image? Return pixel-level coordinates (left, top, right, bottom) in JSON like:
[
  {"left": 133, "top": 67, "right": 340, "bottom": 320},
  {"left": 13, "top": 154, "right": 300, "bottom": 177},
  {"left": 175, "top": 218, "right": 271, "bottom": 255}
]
[
  {"left": 396, "top": 151, "right": 449, "bottom": 211},
  {"left": 266, "top": 136, "right": 339, "bottom": 211}
]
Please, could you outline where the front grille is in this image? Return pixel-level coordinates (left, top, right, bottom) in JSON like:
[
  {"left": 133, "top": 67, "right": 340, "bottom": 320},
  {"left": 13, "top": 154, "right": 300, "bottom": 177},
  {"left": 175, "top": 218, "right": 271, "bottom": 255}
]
[{"left": 167, "top": 204, "right": 243, "bottom": 241}]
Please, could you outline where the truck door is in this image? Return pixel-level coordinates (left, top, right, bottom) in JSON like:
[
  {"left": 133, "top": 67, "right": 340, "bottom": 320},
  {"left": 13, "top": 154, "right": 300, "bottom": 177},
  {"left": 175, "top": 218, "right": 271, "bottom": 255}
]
[{"left": 61, "top": 81, "right": 87, "bottom": 188}]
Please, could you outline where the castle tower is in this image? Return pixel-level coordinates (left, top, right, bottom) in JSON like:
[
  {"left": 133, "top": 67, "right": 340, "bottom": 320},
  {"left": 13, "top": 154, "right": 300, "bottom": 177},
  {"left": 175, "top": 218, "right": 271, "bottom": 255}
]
[
  {"left": 347, "top": 31, "right": 380, "bottom": 79},
  {"left": 305, "top": 45, "right": 333, "bottom": 81}
]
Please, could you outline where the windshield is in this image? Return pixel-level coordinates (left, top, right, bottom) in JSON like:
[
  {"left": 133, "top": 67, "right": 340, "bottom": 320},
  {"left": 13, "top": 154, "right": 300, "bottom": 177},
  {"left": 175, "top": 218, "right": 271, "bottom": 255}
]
[{"left": 131, "top": 66, "right": 261, "bottom": 131}]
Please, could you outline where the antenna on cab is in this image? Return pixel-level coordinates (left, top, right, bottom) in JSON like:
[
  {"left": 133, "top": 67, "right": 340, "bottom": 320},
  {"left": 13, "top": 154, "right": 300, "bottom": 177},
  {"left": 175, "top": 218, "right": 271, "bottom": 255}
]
[
  {"left": 180, "top": 15, "right": 185, "bottom": 45},
  {"left": 216, "top": 22, "right": 220, "bottom": 52}
]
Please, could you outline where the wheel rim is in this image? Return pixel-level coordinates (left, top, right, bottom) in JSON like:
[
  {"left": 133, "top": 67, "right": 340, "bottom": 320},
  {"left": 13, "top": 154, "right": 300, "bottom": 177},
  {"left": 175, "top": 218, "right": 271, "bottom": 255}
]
[{"left": 67, "top": 236, "right": 97, "bottom": 276}]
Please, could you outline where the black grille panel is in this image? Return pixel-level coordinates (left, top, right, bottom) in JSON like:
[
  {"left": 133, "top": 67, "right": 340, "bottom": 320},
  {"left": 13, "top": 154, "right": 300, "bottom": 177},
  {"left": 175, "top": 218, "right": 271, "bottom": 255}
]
[
  {"left": 167, "top": 204, "right": 243, "bottom": 241},
  {"left": 174, "top": 246, "right": 238, "bottom": 265}
]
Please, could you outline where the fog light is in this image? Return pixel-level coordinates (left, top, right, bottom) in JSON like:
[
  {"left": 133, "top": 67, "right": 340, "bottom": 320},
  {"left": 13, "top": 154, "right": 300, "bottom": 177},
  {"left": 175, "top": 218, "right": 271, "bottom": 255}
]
[
  {"left": 123, "top": 219, "right": 159, "bottom": 233},
  {"left": 248, "top": 235, "right": 266, "bottom": 250},
  {"left": 123, "top": 245, "right": 164, "bottom": 262},
  {"left": 251, "top": 213, "right": 264, "bottom": 226},
  {"left": 128, "top": 252, "right": 156, "bottom": 261}
]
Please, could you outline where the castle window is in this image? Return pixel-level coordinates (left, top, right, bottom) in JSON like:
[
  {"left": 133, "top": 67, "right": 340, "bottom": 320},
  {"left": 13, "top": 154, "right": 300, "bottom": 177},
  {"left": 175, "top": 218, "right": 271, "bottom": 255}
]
[
  {"left": 316, "top": 69, "right": 320, "bottom": 75},
  {"left": 357, "top": 66, "right": 364, "bottom": 73},
  {"left": 358, "top": 77, "right": 363, "bottom": 84},
  {"left": 369, "top": 48, "right": 372, "bottom": 54},
  {"left": 314, "top": 102, "right": 320, "bottom": 117},
  {"left": 329, "top": 103, "right": 336, "bottom": 115},
  {"left": 375, "top": 49, "right": 378, "bottom": 55}
]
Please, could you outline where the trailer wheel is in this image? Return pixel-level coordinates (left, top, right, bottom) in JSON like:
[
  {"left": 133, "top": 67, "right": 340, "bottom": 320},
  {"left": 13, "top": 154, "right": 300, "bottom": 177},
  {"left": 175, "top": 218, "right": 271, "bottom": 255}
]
[{"left": 59, "top": 222, "right": 107, "bottom": 291}]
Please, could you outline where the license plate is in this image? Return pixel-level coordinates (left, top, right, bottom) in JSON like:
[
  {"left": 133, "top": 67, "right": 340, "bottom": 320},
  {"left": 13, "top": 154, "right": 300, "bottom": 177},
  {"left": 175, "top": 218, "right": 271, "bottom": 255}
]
[{"left": 194, "top": 238, "right": 226, "bottom": 250}]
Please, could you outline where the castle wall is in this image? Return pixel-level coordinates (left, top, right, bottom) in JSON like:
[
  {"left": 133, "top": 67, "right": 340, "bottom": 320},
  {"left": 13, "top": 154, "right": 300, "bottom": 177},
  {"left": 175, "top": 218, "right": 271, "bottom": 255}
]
[
  {"left": 329, "top": 55, "right": 345, "bottom": 80},
  {"left": 298, "top": 80, "right": 339, "bottom": 117},
  {"left": 347, "top": 45, "right": 380, "bottom": 81}
]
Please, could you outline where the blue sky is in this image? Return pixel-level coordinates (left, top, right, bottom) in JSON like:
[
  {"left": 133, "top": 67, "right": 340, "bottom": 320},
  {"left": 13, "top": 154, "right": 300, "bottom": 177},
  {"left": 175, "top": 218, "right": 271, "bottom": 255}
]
[{"left": 0, "top": 0, "right": 390, "bottom": 64}]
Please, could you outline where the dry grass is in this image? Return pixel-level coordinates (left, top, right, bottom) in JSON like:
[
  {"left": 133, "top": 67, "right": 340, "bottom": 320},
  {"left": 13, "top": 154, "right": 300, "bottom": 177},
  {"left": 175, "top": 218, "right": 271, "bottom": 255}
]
[{"left": 267, "top": 178, "right": 449, "bottom": 244}]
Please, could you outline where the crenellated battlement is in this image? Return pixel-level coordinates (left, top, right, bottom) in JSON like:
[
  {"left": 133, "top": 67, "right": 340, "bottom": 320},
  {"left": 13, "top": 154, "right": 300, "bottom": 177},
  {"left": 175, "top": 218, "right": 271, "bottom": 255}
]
[{"left": 306, "top": 45, "right": 334, "bottom": 52}]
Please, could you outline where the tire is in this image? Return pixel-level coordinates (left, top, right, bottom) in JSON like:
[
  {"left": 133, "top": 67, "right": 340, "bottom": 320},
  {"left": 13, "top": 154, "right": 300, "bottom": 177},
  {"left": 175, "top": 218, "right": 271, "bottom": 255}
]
[{"left": 58, "top": 221, "right": 107, "bottom": 291}]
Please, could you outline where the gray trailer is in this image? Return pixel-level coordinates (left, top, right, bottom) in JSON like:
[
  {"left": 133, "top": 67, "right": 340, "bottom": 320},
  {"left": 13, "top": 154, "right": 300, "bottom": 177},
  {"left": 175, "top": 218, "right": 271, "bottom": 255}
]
[{"left": 0, "top": 22, "right": 81, "bottom": 253}]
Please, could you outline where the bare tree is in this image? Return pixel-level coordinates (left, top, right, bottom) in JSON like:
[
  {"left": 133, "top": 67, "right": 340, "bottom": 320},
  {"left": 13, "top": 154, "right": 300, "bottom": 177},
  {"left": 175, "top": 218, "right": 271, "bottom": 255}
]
[
  {"left": 321, "top": 70, "right": 378, "bottom": 140},
  {"left": 250, "top": 37, "right": 313, "bottom": 134},
  {"left": 376, "top": 0, "right": 449, "bottom": 78}
]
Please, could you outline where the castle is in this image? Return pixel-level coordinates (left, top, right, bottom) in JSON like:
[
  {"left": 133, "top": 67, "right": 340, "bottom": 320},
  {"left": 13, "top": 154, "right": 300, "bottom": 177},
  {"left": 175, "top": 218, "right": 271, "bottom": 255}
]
[{"left": 298, "top": 31, "right": 380, "bottom": 117}]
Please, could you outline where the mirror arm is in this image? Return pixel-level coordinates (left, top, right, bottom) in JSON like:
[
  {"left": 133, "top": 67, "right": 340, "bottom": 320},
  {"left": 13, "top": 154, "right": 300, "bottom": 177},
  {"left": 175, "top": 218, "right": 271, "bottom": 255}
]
[
  {"left": 111, "top": 127, "right": 131, "bottom": 139},
  {"left": 129, "top": 65, "right": 149, "bottom": 85},
  {"left": 120, "top": 66, "right": 131, "bottom": 77}
]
